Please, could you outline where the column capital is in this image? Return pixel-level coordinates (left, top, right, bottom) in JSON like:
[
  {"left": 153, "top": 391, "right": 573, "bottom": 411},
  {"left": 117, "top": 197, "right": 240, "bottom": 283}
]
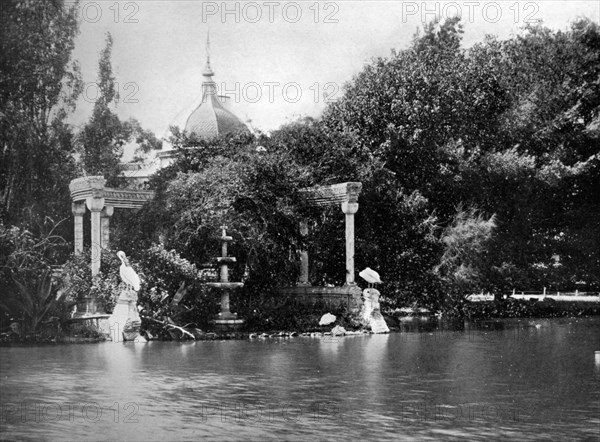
[
  {"left": 341, "top": 201, "right": 359, "bottom": 215},
  {"left": 85, "top": 196, "right": 105, "bottom": 212},
  {"left": 71, "top": 202, "right": 86, "bottom": 216},
  {"left": 100, "top": 206, "right": 114, "bottom": 217}
]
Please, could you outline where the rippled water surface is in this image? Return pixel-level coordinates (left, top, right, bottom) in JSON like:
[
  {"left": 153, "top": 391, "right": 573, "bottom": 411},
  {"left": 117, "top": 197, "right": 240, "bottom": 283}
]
[{"left": 1, "top": 317, "right": 599, "bottom": 441}]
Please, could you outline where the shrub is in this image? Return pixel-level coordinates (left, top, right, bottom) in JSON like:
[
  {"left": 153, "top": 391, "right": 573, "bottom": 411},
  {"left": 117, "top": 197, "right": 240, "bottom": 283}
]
[
  {"left": 0, "top": 269, "right": 67, "bottom": 335},
  {"left": 0, "top": 222, "right": 70, "bottom": 334},
  {"left": 59, "top": 248, "right": 122, "bottom": 314},
  {"left": 134, "top": 244, "right": 220, "bottom": 332}
]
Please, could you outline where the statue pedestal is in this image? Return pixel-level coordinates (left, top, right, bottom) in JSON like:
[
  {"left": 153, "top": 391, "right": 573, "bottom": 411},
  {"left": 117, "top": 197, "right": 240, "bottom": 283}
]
[
  {"left": 214, "top": 318, "right": 245, "bottom": 333},
  {"left": 108, "top": 290, "right": 141, "bottom": 342},
  {"left": 360, "top": 288, "right": 390, "bottom": 334},
  {"left": 72, "top": 296, "right": 101, "bottom": 317}
]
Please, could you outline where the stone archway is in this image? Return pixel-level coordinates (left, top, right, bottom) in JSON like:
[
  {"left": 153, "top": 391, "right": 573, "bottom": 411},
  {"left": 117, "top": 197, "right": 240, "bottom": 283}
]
[
  {"left": 69, "top": 176, "right": 363, "bottom": 308},
  {"left": 279, "top": 182, "right": 364, "bottom": 308},
  {"left": 69, "top": 176, "right": 155, "bottom": 275}
]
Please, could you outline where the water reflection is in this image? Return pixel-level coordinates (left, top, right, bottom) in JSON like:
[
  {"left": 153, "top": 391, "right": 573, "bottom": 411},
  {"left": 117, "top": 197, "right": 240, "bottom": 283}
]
[{"left": 1, "top": 317, "right": 599, "bottom": 441}]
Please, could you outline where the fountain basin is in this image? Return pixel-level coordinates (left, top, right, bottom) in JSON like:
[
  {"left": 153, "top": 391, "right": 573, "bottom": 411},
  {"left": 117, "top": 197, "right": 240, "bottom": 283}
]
[{"left": 67, "top": 314, "right": 111, "bottom": 337}]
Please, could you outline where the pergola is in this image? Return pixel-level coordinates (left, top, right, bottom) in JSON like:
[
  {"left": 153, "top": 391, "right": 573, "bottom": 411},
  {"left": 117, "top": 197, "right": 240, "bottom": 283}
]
[
  {"left": 70, "top": 177, "right": 363, "bottom": 307},
  {"left": 69, "top": 176, "right": 154, "bottom": 275},
  {"left": 281, "top": 182, "right": 364, "bottom": 307}
]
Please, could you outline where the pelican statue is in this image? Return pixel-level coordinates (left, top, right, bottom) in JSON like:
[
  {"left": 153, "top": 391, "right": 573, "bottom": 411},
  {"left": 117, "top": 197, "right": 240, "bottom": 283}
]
[{"left": 117, "top": 251, "right": 140, "bottom": 291}]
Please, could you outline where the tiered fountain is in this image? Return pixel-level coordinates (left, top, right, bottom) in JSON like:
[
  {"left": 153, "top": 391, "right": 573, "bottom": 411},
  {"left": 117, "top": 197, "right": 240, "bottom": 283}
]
[{"left": 206, "top": 226, "right": 245, "bottom": 331}]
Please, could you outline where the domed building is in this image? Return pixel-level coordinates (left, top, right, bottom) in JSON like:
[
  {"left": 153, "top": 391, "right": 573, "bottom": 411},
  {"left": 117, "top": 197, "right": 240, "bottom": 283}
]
[
  {"left": 157, "top": 34, "right": 250, "bottom": 164},
  {"left": 122, "top": 35, "right": 250, "bottom": 186},
  {"left": 168, "top": 56, "right": 250, "bottom": 141}
]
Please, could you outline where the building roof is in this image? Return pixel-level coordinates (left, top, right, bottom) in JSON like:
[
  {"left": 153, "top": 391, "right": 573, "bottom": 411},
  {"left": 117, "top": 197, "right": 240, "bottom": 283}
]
[{"left": 163, "top": 34, "right": 249, "bottom": 146}]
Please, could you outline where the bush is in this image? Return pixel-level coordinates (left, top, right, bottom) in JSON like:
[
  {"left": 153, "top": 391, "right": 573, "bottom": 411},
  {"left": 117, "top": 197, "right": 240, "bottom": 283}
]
[
  {"left": 0, "top": 269, "right": 70, "bottom": 336},
  {"left": 0, "top": 222, "right": 71, "bottom": 335},
  {"left": 59, "top": 248, "right": 121, "bottom": 314},
  {"left": 134, "top": 244, "right": 219, "bottom": 332}
]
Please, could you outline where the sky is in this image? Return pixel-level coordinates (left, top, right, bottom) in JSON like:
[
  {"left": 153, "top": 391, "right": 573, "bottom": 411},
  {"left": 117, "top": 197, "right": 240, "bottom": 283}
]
[{"left": 68, "top": 0, "right": 600, "bottom": 144}]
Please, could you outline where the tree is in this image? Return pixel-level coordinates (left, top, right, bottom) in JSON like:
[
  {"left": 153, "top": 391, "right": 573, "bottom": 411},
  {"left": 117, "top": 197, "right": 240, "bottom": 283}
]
[
  {"left": 78, "top": 33, "right": 131, "bottom": 186},
  {"left": 78, "top": 32, "right": 161, "bottom": 186},
  {"left": 0, "top": 0, "right": 82, "bottom": 228},
  {"left": 464, "top": 19, "right": 600, "bottom": 290},
  {"left": 114, "top": 17, "right": 599, "bottom": 317},
  {"left": 323, "top": 17, "right": 600, "bottom": 297},
  {"left": 435, "top": 207, "right": 496, "bottom": 306},
  {"left": 128, "top": 119, "right": 163, "bottom": 161}
]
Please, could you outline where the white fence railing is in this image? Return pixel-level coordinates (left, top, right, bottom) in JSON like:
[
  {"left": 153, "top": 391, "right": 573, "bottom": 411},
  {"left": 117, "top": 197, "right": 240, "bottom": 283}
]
[{"left": 468, "top": 290, "right": 600, "bottom": 303}]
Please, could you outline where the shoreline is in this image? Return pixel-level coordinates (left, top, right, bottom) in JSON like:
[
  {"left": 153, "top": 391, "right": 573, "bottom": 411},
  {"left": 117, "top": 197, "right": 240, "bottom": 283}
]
[{"left": 2, "top": 307, "right": 599, "bottom": 346}]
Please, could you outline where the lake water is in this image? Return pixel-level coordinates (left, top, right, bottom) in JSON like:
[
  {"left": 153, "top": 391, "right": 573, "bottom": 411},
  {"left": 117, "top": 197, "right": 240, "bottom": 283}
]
[{"left": 1, "top": 317, "right": 599, "bottom": 441}]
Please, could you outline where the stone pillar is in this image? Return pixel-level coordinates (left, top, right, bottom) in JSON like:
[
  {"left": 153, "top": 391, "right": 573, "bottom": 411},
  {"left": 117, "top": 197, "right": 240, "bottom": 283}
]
[
  {"left": 86, "top": 197, "right": 105, "bottom": 276},
  {"left": 100, "top": 206, "right": 114, "bottom": 249},
  {"left": 298, "top": 221, "right": 310, "bottom": 286},
  {"left": 341, "top": 201, "right": 359, "bottom": 286},
  {"left": 221, "top": 291, "right": 231, "bottom": 315},
  {"left": 71, "top": 202, "right": 86, "bottom": 255}
]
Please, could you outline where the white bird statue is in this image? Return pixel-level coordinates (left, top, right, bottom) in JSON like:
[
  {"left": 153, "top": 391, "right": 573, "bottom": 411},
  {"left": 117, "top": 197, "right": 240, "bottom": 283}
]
[{"left": 117, "top": 251, "right": 140, "bottom": 291}]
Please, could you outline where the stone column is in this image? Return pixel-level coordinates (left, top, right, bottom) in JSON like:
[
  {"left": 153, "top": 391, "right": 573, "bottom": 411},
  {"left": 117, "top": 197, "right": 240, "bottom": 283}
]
[
  {"left": 341, "top": 201, "right": 359, "bottom": 286},
  {"left": 86, "top": 197, "right": 105, "bottom": 276},
  {"left": 221, "top": 290, "right": 231, "bottom": 315},
  {"left": 72, "top": 202, "right": 86, "bottom": 255},
  {"left": 100, "top": 206, "right": 114, "bottom": 249},
  {"left": 298, "top": 221, "right": 310, "bottom": 286}
]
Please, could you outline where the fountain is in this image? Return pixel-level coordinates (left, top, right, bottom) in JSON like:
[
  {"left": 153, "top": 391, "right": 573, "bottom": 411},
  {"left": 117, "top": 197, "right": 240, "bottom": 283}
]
[{"left": 206, "top": 226, "right": 245, "bottom": 331}]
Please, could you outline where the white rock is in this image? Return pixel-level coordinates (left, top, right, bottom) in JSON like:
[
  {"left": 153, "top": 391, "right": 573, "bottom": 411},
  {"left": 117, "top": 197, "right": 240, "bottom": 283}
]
[
  {"left": 331, "top": 325, "right": 347, "bottom": 336},
  {"left": 319, "top": 313, "right": 336, "bottom": 325}
]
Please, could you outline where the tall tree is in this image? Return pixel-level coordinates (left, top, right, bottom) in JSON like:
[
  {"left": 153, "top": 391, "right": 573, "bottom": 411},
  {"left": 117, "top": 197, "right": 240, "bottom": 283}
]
[
  {"left": 78, "top": 33, "right": 162, "bottom": 185},
  {"left": 78, "top": 33, "right": 131, "bottom": 186},
  {"left": 324, "top": 17, "right": 600, "bottom": 295},
  {"left": 324, "top": 17, "right": 507, "bottom": 218},
  {"left": 0, "top": 0, "right": 82, "bottom": 228},
  {"left": 465, "top": 20, "right": 600, "bottom": 289}
]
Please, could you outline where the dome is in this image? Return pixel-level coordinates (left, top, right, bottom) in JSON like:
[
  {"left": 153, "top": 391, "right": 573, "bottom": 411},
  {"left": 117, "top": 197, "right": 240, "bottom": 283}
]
[
  {"left": 163, "top": 35, "right": 249, "bottom": 145},
  {"left": 182, "top": 86, "right": 249, "bottom": 140},
  {"left": 122, "top": 34, "right": 251, "bottom": 184}
]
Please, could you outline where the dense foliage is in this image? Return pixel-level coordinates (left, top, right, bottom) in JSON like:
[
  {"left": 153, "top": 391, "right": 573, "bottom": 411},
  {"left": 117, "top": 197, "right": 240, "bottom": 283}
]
[
  {"left": 1, "top": 2, "right": 598, "bottom": 334},
  {"left": 324, "top": 18, "right": 600, "bottom": 296},
  {"left": 113, "top": 17, "right": 599, "bottom": 320},
  {"left": 0, "top": 0, "right": 82, "bottom": 232},
  {"left": 0, "top": 222, "right": 71, "bottom": 334}
]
